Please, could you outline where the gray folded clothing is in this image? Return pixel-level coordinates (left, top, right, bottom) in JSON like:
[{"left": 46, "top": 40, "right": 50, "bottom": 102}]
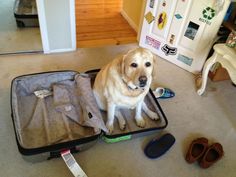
[
  {"left": 75, "top": 74, "right": 108, "bottom": 133},
  {"left": 53, "top": 84, "right": 81, "bottom": 124},
  {"left": 53, "top": 76, "right": 108, "bottom": 134},
  {"left": 22, "top": 90, "right": 68, "bottom": 147}
]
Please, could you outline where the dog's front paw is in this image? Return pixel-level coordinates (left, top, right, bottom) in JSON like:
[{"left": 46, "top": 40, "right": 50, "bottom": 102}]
[
  {"left": 119, "top": 121, "right": 126, "bottom": 130},
  {"left": 106, "top": 123, "right": 114, "bottom": 134},
  {"left": 117, "top": 114, "right": 126, "bottom": 131},
  {"left": 147, "top": 111, "right": 160, "bottom": 121},
  {"left": 135, "top": 118, "right": 146, "bottom": 128}
]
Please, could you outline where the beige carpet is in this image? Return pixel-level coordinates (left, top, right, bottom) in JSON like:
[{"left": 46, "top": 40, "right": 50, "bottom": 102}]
[
  {"left": 0, "top": 0, "right": 42, "bottom": 54},
  {"left": 0, "top": 44, "right": 236, "bottom": 177}
]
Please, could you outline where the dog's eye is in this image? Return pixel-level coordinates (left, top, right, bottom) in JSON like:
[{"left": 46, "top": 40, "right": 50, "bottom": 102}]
[
  {"left": 130, "top": 63, "right": 138, "bottom": 68},
  {"left": 145, "top": 62, "right": 151, "bottom": 67}
]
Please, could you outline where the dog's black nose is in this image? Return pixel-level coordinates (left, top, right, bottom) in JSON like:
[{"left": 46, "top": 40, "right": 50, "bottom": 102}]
[{"left": 139, "top": 76, "right": 147, "bottom": 87}]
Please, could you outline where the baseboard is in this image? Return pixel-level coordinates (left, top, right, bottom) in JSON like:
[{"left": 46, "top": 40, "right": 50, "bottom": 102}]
[
  {"left": 120, "top": 10, "right": 138, "bottom": 32},
  {"left": 47, "top": 48, "right": 76, "bottom": 54}
]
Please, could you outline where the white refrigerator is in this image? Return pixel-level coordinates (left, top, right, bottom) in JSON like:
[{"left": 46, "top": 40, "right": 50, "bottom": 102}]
[{"left": 139, "top": 0, "right": 230, "bottom": 73}]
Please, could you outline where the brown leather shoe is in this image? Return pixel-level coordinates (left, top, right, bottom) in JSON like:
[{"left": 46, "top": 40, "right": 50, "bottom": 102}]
[
  {"left": 199, "top": 143, "right": 224, "bottom": 168},
  {"left": 185, "top": 137, "right": 208, "bottom": 163}
]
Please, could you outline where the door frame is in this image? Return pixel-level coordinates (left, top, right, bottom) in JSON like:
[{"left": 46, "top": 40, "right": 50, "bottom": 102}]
[{"left": 36, "top": 0, "right": 76, "bottom": 54}]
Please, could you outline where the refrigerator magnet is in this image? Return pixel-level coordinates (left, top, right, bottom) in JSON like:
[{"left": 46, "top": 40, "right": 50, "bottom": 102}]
[
  {"left": 145, "top": 36, "right": 161, "bottom": 50},
  {"left": 161, "top": 44, "right": 177, "bottom": 56},
  {"left": 157, "top": 12, "right": 167, "bottom": 30},
  {"left": 145, "top": 11, "right": 155, "bottom": 24},
  {"left": 149, "top": 0, "right": 155, "bottom": 8}
]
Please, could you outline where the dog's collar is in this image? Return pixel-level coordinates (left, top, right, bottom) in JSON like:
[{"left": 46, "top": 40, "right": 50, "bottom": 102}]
[
  {"left": 121, "top": 77, "right": 138, "bottom": 90},
  {"left": 122, "top": 78, "right": 133, "bottom": 90}
]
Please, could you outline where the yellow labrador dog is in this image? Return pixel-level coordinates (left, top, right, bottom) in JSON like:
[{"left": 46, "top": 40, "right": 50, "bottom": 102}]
[{"left": 93, "top": 48, "right": 159, "bottom": 133}]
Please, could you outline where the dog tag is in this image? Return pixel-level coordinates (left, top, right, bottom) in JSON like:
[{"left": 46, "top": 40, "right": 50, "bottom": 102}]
[{"left": 61, "top": 150, "right": 88, "bottom": 177}]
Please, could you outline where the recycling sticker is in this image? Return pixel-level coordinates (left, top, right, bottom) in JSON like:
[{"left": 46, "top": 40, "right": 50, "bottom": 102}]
[{"left": 199, "top": 7, "right": 215, "bottom": 25}]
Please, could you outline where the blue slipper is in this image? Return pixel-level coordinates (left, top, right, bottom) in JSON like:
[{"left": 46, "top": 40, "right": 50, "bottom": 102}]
[
  {"left": 144, "top": 133, "right": 175, "bottom": 159},
  {"left": 153, "top": 87, "right": 175, "bottom": 99}
]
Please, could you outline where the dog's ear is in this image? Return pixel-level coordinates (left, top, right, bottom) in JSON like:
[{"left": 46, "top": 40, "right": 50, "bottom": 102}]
[
  {"left": 117, "top": 54, "right": 126, "bottom": 76},
  {"left": 117, "top": 48, "right": 137, "bottom": 76}
]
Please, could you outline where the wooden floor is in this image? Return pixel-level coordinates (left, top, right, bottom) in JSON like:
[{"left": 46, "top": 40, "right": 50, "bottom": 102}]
[{"left": 76, "top": 0, "right": 137, "bottom": 48}]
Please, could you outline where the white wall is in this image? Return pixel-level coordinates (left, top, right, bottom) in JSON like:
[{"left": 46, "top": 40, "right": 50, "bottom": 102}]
[{"left": 36, "top": 0, "right": 76, "bottom": 53}]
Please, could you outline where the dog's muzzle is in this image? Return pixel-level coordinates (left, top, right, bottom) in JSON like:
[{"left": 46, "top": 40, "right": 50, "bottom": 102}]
[{"left": 139, "top": 76, "right": 147, "bottom": 87}]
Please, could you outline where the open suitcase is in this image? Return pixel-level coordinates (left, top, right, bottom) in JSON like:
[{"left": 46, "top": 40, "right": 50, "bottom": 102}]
[{"left": 11, "top": 70, "right": 168, "bottom": 162}]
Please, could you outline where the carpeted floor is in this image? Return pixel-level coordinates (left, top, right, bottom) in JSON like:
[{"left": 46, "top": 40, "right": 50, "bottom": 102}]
[
  {"left": 0, "top": 0, "right": 42, "bottom": 54},
  {"left": 0, "top": 43, "right": 236, "bottom": 177}
]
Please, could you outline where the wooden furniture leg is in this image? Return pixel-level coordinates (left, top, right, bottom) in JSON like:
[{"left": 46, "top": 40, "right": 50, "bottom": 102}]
[
  {"left": 197, "top": 43, "right": 236, "bottom": 95},
  {"left": 197, "top": 53, "right": 218, "bottom": 95}
]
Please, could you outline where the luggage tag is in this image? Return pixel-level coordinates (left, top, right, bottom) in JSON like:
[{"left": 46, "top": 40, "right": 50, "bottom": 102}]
[
  {"left": 34, "top": 89, "right": 52, "bottom": 99},
  {"left": 61, "top": 150, "right": 88, "bottom": 177}
]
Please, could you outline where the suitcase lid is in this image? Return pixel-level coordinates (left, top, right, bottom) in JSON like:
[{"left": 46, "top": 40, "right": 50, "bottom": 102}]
[{"left": 11, "top": 71, "right": 102, "bottom": 155}]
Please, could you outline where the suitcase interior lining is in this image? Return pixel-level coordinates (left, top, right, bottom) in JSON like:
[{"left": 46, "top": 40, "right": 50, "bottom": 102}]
[
  {"left": 12, "top": 72, "right": 99, "bottom": 149},
  {"left": 103, "top": 93, "right": 165, "bottom": 135}
]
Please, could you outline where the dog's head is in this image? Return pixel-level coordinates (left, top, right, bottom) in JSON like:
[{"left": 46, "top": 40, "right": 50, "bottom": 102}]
[{"left": 120, "top": 48, "right": 156, "bottom": 90}]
